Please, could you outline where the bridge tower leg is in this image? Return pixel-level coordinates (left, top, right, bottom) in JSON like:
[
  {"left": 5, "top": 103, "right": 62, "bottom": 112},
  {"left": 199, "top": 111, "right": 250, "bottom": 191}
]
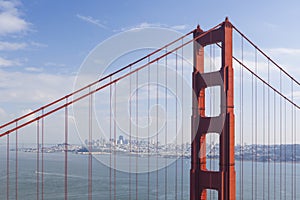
[{"left": 190, "top": 18, "right": 236, "bottom": 200}]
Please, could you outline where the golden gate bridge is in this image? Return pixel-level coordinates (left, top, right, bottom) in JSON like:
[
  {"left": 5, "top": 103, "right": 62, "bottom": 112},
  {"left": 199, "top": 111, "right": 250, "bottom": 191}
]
[{"left": 0, "top": 18, "right": 299, "bottom": 200}]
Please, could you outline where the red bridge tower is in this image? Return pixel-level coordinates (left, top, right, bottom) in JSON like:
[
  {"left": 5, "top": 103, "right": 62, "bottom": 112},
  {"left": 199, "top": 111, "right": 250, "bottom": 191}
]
[{"left": 190, "top": 18, "right": 236, "bottom": 200}]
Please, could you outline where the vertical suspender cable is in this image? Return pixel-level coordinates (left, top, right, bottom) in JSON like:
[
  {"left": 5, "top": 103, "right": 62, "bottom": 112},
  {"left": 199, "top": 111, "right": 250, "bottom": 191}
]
[
  {"left": 37, "top": 119, "right": 40, "bottom": 200},
  {"left": 109, "top": 77, "right": 112, "bottom": 200},
  {"left": 267, "top": 59, "right": 270, "bottom": 200},
  {"left": 241, "top": 36, "right": 244, "bottom": 199},
  {"left": 147, "top": 57, "right": 150, "bottom": 200},
  {"left": 263, "top": 69, "right": 266, "bottom": 200},
  {"left": 88, "top": 88, "right": 93, "bottom": 200},
  {"left": 129, "top": 68, "right": 132, "bottom": 200},
  {"left": 280, "top": 70, "right": 282, "bottom": 200},
  {"left": 255, "top": 49, "right": 258, "bottom": 199},
  {"left": 156, "top": 60, "right": 159, "bottom": 200},
  {"left": 296, "top": 93, "right": 298, "bottom": 200},
  {"left": 6, "top": 133, "right": 9, "bottom": 200},
  {"left": 164, "top": 48, "right": 168, "bottom": 200},
  {"left": 181, "top": 40, "right": 184, "bottom": 200},
  {"left": 209, "top": 40, "right": 213, "bottom": 197},
  {"left": 294, "top": 94, "right": 297, "bottom": 200},
  {"left": 251, "top": 69, "right": 254, "bottom": 200},
  {"left": 65, "top": 100, "right": 68, "bottom": 200},
  {"left": 211, "top": 43, "right": 214, "bottom": 174},
  {"left": 175, "top": 50, "right": 178, "bottom": 200},
  {"left": 239, "top": 41, "right": 243, "bottom": 200},
  {"left": 135, "top": 70, "right": 138, "bottom": 200},
  {"left": 273, "top": 90, "right": 276, "bottom": 200},
  {"left": 42, "top": 109, "right": 44, "bottom": 200},
  {"left": 15, "top": 121, "right": 18, "bottom": 200},
  {"left": 284, "top": 99, "right": 287, "bottom": 200},
  {"left": 291, "top": 80, "right": 294, "bottom": 200},
  {"left": 293, "top": 84, "right": 296, "bottom": 200},
  {"left": 208, "top": 42, "right": 211, "bottom": 198},
  {"left": 114, "top": 83, "right": 117, "bottom": 200}
]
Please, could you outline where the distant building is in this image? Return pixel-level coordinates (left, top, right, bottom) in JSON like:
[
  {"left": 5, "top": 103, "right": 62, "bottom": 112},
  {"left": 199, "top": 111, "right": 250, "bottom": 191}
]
[
  {"left": 118, "top": 135, "right": 124, "bottom": 145},
  {"left": 124, "top": 139, "right": 129, "bottom": 145}
]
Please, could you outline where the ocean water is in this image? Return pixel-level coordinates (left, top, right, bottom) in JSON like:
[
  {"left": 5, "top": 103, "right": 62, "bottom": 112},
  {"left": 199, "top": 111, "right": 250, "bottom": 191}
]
[{"left": 0, "top": 149, "right": 299, "bottom": 200}]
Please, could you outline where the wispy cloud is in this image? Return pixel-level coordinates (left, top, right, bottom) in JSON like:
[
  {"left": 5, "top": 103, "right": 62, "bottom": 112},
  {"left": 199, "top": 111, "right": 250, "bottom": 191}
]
[
  {"left": 25, "top": 67, "right": 43, "bottom": 72},
  {"left": 0, "top": 69, "right": 77, "bottom": 143},
  {"left": 0, "top": 41, "right": 48, "bottom": 51},
  {"left": 293, "top": 91, "right": 300, "bottom": 100},
  {"left": 0, "top": 56, "right": 20, "bottom": 67},
  {"left": 44, "top": 62, "right": 66, "bottom": 68},
  {"left": 0, "top": 41, "right": 27, "bottom": 50},
  {"left": 0, "top": 69, "right": 75, "bottom": 104},
  {"left": 133, "top": 22, "right": 158, "bottom": 29},
  {"left": 119, "top": 22, "right": 160, "bottom": 31},
  {"left": 264, "top": 22, "right": 279, "bottom": 29},
  {"left": 267, "top": 48, "right": 300, "bottom": 56},
  {"left": 0, "top": 106, "right": 6, "bottom": 117},
  {"left": 0, "top": 0, "right": 30, "bottom": 36},
  {"left": 76, "top": 14, "right": 107, "bottom": 29},
  {"left": 118, "top": 22, "right": 189, "bottom": 32},
  {"left": 30, "top": 41, "right": 48, "bottom": 48},
  {"left": 265, "top": 47, "right": 300, "bottom": 74},
  {"left": 170, "top": 24, "right": 188, "bottom": 30}
]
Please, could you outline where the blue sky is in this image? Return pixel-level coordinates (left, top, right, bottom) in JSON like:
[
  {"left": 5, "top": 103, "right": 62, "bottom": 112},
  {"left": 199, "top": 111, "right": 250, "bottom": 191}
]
[
  {"left": 2, "top": 0, "right": 300, "bottom": 74},
  {"left": 0, "top": 0, "right": 300, "bottom": 144},
  {"left": 2, "top": 1, "right": 300, "bottom": 76}
]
